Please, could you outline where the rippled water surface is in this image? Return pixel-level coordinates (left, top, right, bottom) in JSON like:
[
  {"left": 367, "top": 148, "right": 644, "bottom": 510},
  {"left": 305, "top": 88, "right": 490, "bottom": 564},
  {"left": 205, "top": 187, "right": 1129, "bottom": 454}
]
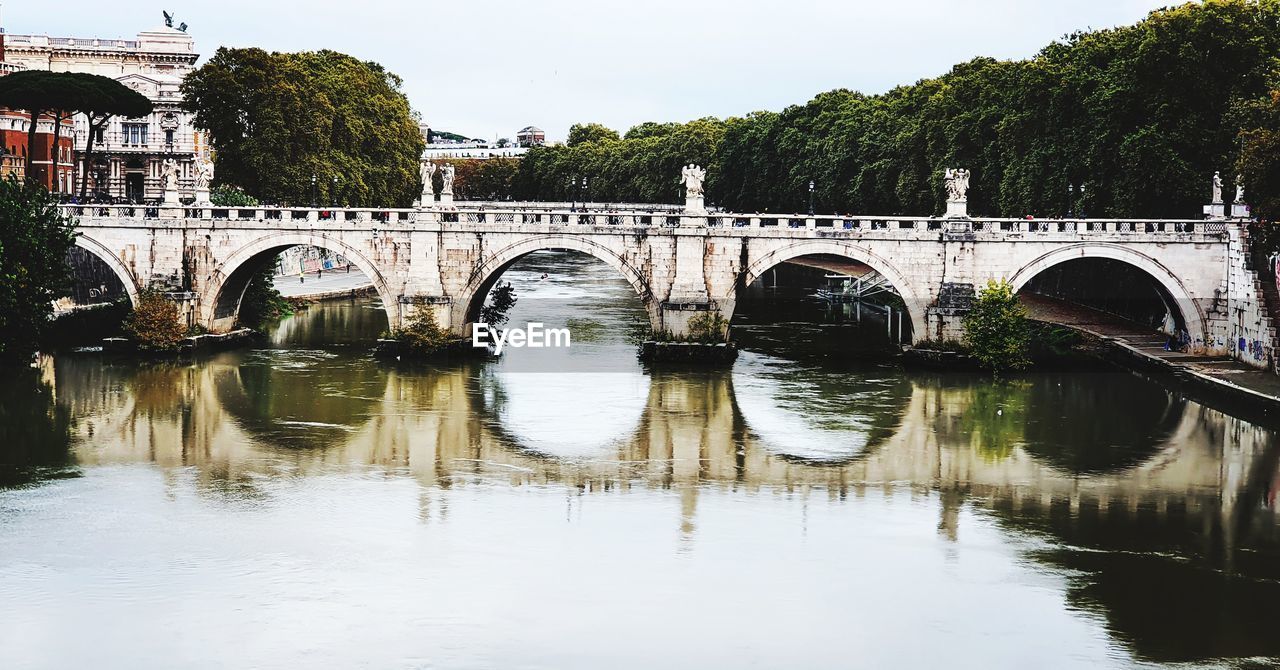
[{"left": 2, "top": 251, "right": 1279, "bottom": 669}]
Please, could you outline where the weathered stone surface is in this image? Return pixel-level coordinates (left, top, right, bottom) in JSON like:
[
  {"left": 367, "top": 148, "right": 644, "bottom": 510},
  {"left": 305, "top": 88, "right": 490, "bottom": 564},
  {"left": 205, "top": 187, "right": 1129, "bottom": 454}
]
[{"left": 65, "top": 204, "right": 1271, "bottom": 369}]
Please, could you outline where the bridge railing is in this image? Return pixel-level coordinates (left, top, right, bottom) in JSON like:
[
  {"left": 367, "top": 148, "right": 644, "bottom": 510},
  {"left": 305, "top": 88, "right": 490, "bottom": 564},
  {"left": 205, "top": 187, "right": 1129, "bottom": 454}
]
[
  {"left": 62, "top": 203, "right": 1231, "bottom": 236},
  {"left": 61, "top": 204, "right": 420, "bottom": 223}
]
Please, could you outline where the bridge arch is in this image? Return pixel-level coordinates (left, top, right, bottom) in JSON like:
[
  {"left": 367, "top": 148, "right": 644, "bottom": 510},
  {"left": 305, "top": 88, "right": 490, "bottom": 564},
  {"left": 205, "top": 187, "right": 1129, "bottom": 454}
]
[
  {"left": 73, "top": 233, "right": 139, "bottom": 307},
  {"left": 737, "top": 240, "right": 929, "bottom": 342},
  {"left": 452, "top": 235, "right": 656, "bottom": 329},
  {"left": 1007, "top": 243, "right": 1207, "bottom": 341},
  {"left": 198, "top": 232, "right": 398, "bottom": 332}
]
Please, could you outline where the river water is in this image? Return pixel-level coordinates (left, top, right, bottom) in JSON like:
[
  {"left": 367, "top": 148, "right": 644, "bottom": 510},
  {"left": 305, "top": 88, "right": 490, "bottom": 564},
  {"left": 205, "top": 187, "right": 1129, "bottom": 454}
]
[{"left": 2, "top": 252, "right": 1279, "bottom": 669}]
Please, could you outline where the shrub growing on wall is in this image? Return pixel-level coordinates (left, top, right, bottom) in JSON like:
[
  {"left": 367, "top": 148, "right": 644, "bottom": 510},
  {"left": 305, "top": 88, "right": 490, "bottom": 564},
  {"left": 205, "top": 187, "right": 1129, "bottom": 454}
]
[
  {"left": 963, "top": 280, "right": 1031, "bottom": 372},
  {"left": 123, "top": 289, "right": 185, "bottom": 351},
  {"left": 387, "top": 298, "right": 455, "bottom": 356}
]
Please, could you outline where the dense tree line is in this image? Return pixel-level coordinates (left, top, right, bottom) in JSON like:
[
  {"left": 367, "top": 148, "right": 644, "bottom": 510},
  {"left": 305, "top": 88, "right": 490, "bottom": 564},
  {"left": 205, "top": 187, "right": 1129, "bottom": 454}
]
[
  {"left": 510, "top": 0, "right": 1280, "bottom": 219},
  {"left": 511, "top": 119, "right": 725, "bottom": 203},
  {"left": 182, "top": 48, "right": 424, "bottom": 207}
]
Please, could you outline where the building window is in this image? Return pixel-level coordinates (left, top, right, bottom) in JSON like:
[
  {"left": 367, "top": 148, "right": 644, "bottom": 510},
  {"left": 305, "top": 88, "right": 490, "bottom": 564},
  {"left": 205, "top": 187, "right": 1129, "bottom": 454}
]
[
  {"left": 94, "top": 128, "right": 104, "bottom": 144},
  {"left": 165, "top": 129, "right": 175, "bottom": 145},
  {"left": 122, "top": 123, "right": 148, "bottom": 145}
]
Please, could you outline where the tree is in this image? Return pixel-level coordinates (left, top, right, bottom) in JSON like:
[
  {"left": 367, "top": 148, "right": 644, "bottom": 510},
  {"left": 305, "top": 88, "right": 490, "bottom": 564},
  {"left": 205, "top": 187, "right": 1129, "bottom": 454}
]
[
  {"left": 1238, "top": 89, "right": 1280, "bottom": 223},
  {"left": 511, "top": 1, "right": 1280, "bottom": 218},
  {"left": 182, "top": 47, "right": 424, "bottom": 206},
  {"left": 72, "top": 74, "right": 153, "bottom": 199},
  {"left": 0, "top": 71, "right": 82, "bottom": 186},
  {"left": 0, "top": 178, "right": 77, "bottom": 365},
  {"left": 387, "top": 298, "right": 454, "bottom": 356},
  {"left": 479, "top": 283, "right": 517, "bottom": 327},
  {"left": 963, "top": 280, "right": 1031, "bottom": 372},
  {"left": 434, "top": 157, "right": 520, "bottom": 200},
  {"left": 567, "top": 122, "right": 620, "bottom": 147},
  {"left": 209, "top": 184, "right": 260, "bottom": 207},
  {"left": 123, "top": 289, "right": 185, "bottom": 350}
]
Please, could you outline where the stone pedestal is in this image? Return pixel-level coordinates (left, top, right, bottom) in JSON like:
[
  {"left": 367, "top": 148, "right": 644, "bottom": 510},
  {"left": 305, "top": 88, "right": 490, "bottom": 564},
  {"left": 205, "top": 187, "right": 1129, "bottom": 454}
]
[
  {"left": 1232, "top": 203, "right": 1251, "bottom": 219},
  {"left": 194, "top": 187, "right": 211, "bottom": 206},
  {"left": 438, "top": 192, "right": 454, "bottom": 208},
  {"left": 1203, "top": 203, "right": 1225, "bottom": 219},
  {"left": 163, "top": 187, "right": 180, "bottom": 206},
  {"left": 684, "top": 194, "right": 706, "bottom": 215},
  {"left": 944, "top": 199, "right": 967, "bottom": 218}
]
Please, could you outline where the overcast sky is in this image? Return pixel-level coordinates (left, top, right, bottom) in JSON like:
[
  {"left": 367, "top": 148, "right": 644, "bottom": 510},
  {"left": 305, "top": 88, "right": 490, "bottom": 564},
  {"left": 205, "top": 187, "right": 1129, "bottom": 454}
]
[{"left": 6, "top": 0, "right": 1175, "bottom": 141}]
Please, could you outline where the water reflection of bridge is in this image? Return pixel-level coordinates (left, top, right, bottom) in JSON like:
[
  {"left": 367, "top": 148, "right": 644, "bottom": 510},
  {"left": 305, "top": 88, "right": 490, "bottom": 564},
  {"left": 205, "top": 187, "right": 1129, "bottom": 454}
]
[
  {"left": 37, "top": 354, "right": 1280, "bottom": 664},
  {"left": 53, "top": 355, "right": 1277, "bottom": 531}
]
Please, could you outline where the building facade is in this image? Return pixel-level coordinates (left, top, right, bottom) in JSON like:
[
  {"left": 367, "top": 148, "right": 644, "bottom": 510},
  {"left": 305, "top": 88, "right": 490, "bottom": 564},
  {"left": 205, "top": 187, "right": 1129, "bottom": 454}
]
[
  {"left": 0, "top": 35, "right": 77, "bottom": 190},
  {"left": 3, "top": 25, "right": 205, "bottom": 201},
  {"left": 516, "top": 126, "right": 545, "bottom": 148}
]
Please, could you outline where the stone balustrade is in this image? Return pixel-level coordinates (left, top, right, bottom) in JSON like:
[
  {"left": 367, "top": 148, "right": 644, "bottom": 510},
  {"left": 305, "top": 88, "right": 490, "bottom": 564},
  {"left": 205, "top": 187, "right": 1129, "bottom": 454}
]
[{"left": 59, "top": 203, "right": 1230, "bottom": 239}]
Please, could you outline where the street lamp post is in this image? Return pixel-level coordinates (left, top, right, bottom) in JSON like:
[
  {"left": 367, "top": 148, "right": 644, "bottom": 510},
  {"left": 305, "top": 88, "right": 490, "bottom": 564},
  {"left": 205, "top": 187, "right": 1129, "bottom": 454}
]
[
  {"left": 332, "top": 175, "right": 339, "bottom": 207},
  {"left": 1068, "top": 184, "right": 1076, "bottom": 218},
  {"left": 569, "top": 176, "right": 576, "bottom": 211},
  {"left": 311, "top": 174, "right": 317, "bottom": 207},
  {"left": 582, "top": 177, "right": 588, "bottom": 208},
  {"left": 808, "top": 180, "right": 815, "bottom": 216},
  {"left": 1079, "top": 183, "right": 1087, "bottom": 218}
]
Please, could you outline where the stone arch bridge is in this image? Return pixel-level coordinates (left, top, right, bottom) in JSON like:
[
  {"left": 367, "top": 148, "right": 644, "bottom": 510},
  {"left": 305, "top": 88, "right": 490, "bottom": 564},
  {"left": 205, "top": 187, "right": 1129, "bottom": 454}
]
[{"left": 63, "top": 203, "right": 1272, "bottom": 367}]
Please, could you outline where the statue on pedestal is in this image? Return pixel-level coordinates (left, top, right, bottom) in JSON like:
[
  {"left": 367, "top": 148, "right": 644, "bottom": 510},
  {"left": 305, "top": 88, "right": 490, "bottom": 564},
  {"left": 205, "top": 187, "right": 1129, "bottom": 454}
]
[
  {"left": 195, "top": 157, "right": 214, "bottom": 190},
  {"left": 944, "top": 167, "right": 970, "bottom": 202},
  {"left": 160, "top": 157, "right": 179, "bottom": 192},
  {"left": 1212, "top": 171, "right": 1223, "bottom": 204},
  {"left": 1235, "top": 174, "right": 1245, "bottom": 204},
  {"left": 440, "top": 164, "right": 455, "bottom": 196},
  {"left": 681, "top": 164, "right": 706, "bottom": 198},
  {"left": 420, "top": 160, "right": 436, "bottom": 199},
  {"left": 681, "top": 164, "right": 707, "bottom": 216}
]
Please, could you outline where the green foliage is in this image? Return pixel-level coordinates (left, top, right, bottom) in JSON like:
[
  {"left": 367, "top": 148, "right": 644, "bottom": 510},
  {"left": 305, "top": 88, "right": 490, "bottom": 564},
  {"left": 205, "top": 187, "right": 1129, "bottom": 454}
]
[
  {"left": 1238, "top": 90, "right": 1280, "bottom": 223},
  {"left": 387, "top": 298, "right": 455, "bottom": 356},
  {"left": 434, "top": 158, "right": 520, "bottom": 200},
  {"left": 479, "top": 282, "right": 518, "bottom": 327},
  {"left": 0, "top": 71, "right": 150, "bottom": 188},
  {"left": 513, "top": 117, "right": 726, "bottom": 204},
  {"left": 567, "top": 123, "right": 620, "bottom": 147},
  {"left": 182, "top": 47, "right": 424, "bottom": 206},
  {"left": 686, "top": 311, "right": 730, "bottom": 343},
  {"left": 237, "top": 262, "right": 292, "bottom": 329},
  {"left": 963, "top": 280, "right": 1031, "bottom": 372},
  {"left": 123, "top": 289, "right": 186, "bottom": 351},
  {"left": 512, "top": 1, "right": 1280, "bottom": 218},
  {"left": 0, "top": 179, "right": 76, "bottom": 366},
  {"left": 209, "top": 185, "right": 260, "bottom": 207}
]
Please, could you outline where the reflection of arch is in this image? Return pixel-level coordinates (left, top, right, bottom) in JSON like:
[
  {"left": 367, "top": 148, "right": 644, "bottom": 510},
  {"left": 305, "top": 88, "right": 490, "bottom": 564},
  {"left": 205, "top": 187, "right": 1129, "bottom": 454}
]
[
  {"left": 739, "top": 240, "right": 928, "bottom": 340},
  {"left": 199, "top": 233, "right": 397, "bottom": 331},
  {"left": 451, "top": 235, "right": 654, "bottom": 327},
  {"left": 74, "top": 233, "right": 139, "bottom": 306},
  {"left": 1008, "top": 244, "right": 1206, "bottom": 339}
]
